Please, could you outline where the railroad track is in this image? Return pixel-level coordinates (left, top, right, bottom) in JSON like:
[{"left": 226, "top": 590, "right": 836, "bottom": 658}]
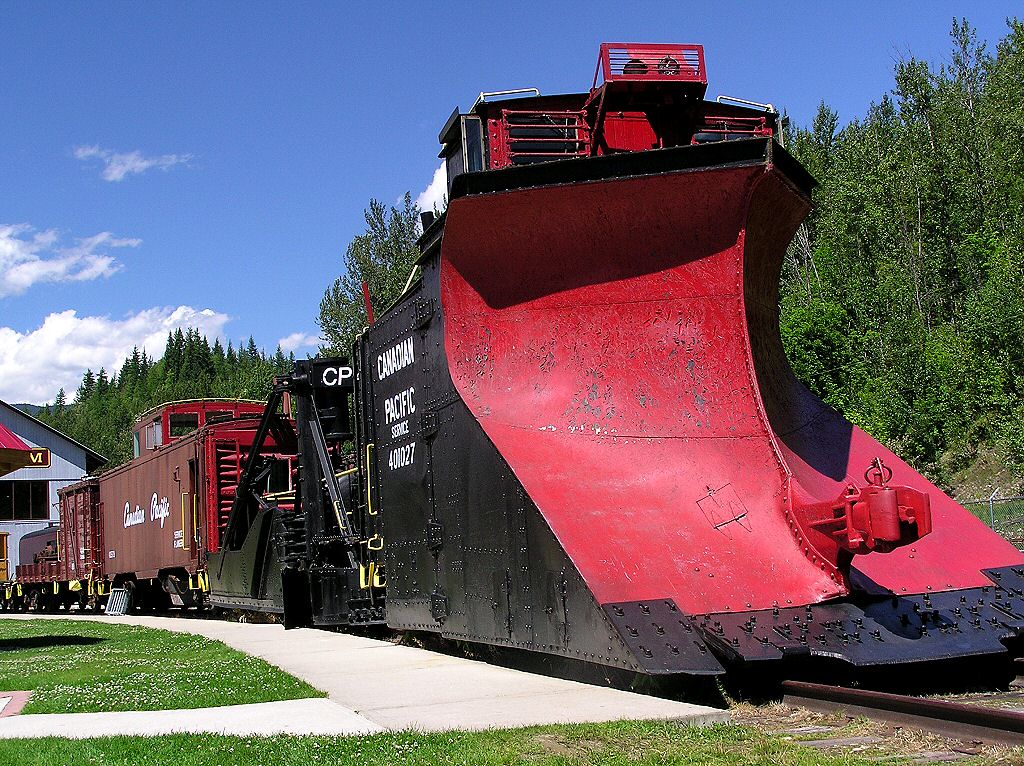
[{"left": 781, "top": 680, "right": 1024, "bottom": 747}]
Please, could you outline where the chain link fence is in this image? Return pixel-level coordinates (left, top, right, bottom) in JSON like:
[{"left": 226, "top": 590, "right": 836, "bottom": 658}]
[{"left": 962, "top": 495, "right": 1024, "bottom": 550}]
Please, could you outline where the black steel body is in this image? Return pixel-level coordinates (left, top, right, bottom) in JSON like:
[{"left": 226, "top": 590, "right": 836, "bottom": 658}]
[
  {"left": 687, "top": 565, "right": 1024, "bottom": 669},
  {"left": 209, "top": 358, "right": 385, "bottom": 627},
  {"left": 359, "top": 256, "right": 676, "bottom": 674}
]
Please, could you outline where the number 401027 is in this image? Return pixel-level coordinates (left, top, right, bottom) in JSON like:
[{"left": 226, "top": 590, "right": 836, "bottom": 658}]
[{"left": 388, "top": 442, "right": 415, "bottom": 470}]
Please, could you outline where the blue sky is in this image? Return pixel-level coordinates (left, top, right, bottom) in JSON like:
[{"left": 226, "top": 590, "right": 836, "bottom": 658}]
[{"left": 1, "top": 2, "right": 1019, "bottom": 403}]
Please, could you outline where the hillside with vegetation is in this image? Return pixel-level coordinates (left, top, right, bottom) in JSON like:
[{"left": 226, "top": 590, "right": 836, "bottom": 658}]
[{"left": 781, "top": 19, "right": 1024, "bottom": 496}]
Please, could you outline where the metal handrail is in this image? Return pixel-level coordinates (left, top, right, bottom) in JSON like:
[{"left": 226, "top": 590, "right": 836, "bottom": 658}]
[
  {"left": 474, "top": 88, "right": 541, "bottom": 107},
  {"left": 716, "top": 95, "right": 777, "bottom": 113}
]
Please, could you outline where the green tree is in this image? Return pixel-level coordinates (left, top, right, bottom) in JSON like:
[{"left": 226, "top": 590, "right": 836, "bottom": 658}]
[
  {"left": 782, "top": 17, "right": 1024, "bottom": 489},
  {"left": 318, "top": 193, "right": 421, "bottom": 353}
]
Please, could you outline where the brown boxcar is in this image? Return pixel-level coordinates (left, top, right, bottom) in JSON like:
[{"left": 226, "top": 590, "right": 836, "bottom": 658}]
[
  {"left": 100, "top": 417, "right": 290, "bottom": 573},
  {"left": 2, "top": 400, "right": 294, "bottom": 612},
  {"left": 99, "top": 402, "right": 294, "bottom": 606},
  {"left": 100, "top": 434, "right": 200, "bottom": 581}
]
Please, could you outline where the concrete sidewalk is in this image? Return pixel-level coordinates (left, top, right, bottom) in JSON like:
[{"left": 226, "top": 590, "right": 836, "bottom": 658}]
[
  {"left": 0, "top": 613, "right": 729, "bottom": 737},
  {"left": 0, "top": 698, "right": 381, "bottom": 739}
]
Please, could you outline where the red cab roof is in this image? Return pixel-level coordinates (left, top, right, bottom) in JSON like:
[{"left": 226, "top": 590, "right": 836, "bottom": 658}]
[{"left": 0, "top": 421, "right": 33, "bottom": 476}]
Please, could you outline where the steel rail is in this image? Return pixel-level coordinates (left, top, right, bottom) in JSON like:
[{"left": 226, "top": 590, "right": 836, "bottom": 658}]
[{"left": 781, "top": 680, "right": 1024, "bottom": 746}]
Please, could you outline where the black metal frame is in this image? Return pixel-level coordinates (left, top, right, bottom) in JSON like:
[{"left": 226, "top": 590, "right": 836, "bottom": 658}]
[{"left": 209, "top": 359, "right": 385, "bottom": 627}]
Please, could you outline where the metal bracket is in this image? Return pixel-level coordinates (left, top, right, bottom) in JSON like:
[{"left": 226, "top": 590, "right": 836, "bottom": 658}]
[
  {"left": 431, "top": 589, "right": 449, "bottom": 623},
  {"left": 415, "top": 297, "right": 436, "bottom": 328},
  {"left": 307, "top": 393, "right": 359, "bottom": 569},
  {"left": 427, "top": 520, "right": 444, "bottom": 551},
  {"left": 603, "top": 599, "right": 724, "bottom": 675}
]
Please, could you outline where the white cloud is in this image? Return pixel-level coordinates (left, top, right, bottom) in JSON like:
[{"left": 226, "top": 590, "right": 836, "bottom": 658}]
[
  {"left": 278, "top": 332, "right": 323, "bottom": 353},
  {"left": 0, "top": 224, "right": 136, "bottom": 297},
  {"left": 0, "top": 306, "right": 231, "bottom": 404},
  {"left": 415, "top": 163, "right": 447, "bottom": 214},
  {"left": 74, "top": 145, "right": 192, "bottom": 182}
]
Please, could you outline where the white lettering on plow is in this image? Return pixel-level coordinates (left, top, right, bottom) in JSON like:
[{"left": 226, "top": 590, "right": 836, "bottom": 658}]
[
  {"left": 377, "top": 337, "right": 415, "bottom": 381},
  {"left": 384, "top": 387, "right": 416, "bottom": 424}
]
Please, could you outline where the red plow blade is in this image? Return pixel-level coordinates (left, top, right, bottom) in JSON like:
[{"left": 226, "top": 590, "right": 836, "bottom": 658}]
[{"left": 437, "top": 139, "right": 1024, "bottom": 668}]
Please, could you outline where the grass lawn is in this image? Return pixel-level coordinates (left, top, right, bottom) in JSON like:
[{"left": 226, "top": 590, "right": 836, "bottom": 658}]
[
  {"left": 0, "top": 618, "right": 322, "bottom": 713},
  {"left": 0, "top": 721, "right": 930, "bottom": 766},
  {"left": 0, "top": 619, "right": 1013, "bottom": 765}
]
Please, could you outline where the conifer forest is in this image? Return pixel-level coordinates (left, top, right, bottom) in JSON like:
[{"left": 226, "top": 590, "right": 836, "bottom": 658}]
[{"left": 36, "top": 330, "right": 294, "bottom": 466}]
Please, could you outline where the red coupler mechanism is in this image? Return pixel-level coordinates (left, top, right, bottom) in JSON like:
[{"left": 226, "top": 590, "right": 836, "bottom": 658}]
[{"left": 807, "top": 458, "right": 932, "bottom": 555}]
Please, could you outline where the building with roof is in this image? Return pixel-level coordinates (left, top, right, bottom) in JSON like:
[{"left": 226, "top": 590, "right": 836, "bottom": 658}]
[{"left": 0, "top": 401, "right": 104, "bottom": 580}]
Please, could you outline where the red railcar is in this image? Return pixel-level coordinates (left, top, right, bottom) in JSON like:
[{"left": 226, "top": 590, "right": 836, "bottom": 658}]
[
  {"left": 57, "top": 481, "right": 101, "bottom": 585},
  {"left": 2, "top": 400, "right": 295, "bottom": 612}
]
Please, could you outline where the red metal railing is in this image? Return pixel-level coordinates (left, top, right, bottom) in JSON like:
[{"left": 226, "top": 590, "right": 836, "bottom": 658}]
[
  {"left": 693, "top": 115, "right": 774, "bottom": 143},
  {"left": 214, "top": 441, "right": 241, "bottom": 551},
  {"left": 490, "top": 109, "right": 592, "bottom": 168},
  {"left": 210, "top": 441, "right": 295, "bottom": 552},
  {"left": 594, "top": 43, "right": 706, "bottom": 87}
]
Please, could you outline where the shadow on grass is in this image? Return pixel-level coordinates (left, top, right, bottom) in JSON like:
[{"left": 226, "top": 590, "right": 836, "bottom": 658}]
[{"left": 0, "top": 635, "right": 107, "bottom": 652}]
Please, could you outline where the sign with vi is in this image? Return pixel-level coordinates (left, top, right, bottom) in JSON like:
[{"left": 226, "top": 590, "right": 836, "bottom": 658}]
[{"left": 26, "top": 449, "right": 50, "bottom": 468}]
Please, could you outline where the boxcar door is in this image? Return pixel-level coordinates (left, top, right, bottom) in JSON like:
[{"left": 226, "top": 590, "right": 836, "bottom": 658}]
[
  {"left": 173, "top": 460, "right": 196, "bottom": 562},
  {"left": 187, "top": 458, "right": 200, "bottom": 556}
]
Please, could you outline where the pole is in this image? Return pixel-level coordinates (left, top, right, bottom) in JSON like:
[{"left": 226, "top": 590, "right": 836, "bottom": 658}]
[
  {"left": 989, "top": 488, "right": 1000, "bottom": 530},
  {"left": 362, "top": 281, "right": 375, "bottom": 326}
]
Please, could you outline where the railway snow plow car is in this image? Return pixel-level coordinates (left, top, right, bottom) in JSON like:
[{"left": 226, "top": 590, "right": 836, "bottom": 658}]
[{"left": 214, "top": 42, "right": 1024, "bottom": 680}]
